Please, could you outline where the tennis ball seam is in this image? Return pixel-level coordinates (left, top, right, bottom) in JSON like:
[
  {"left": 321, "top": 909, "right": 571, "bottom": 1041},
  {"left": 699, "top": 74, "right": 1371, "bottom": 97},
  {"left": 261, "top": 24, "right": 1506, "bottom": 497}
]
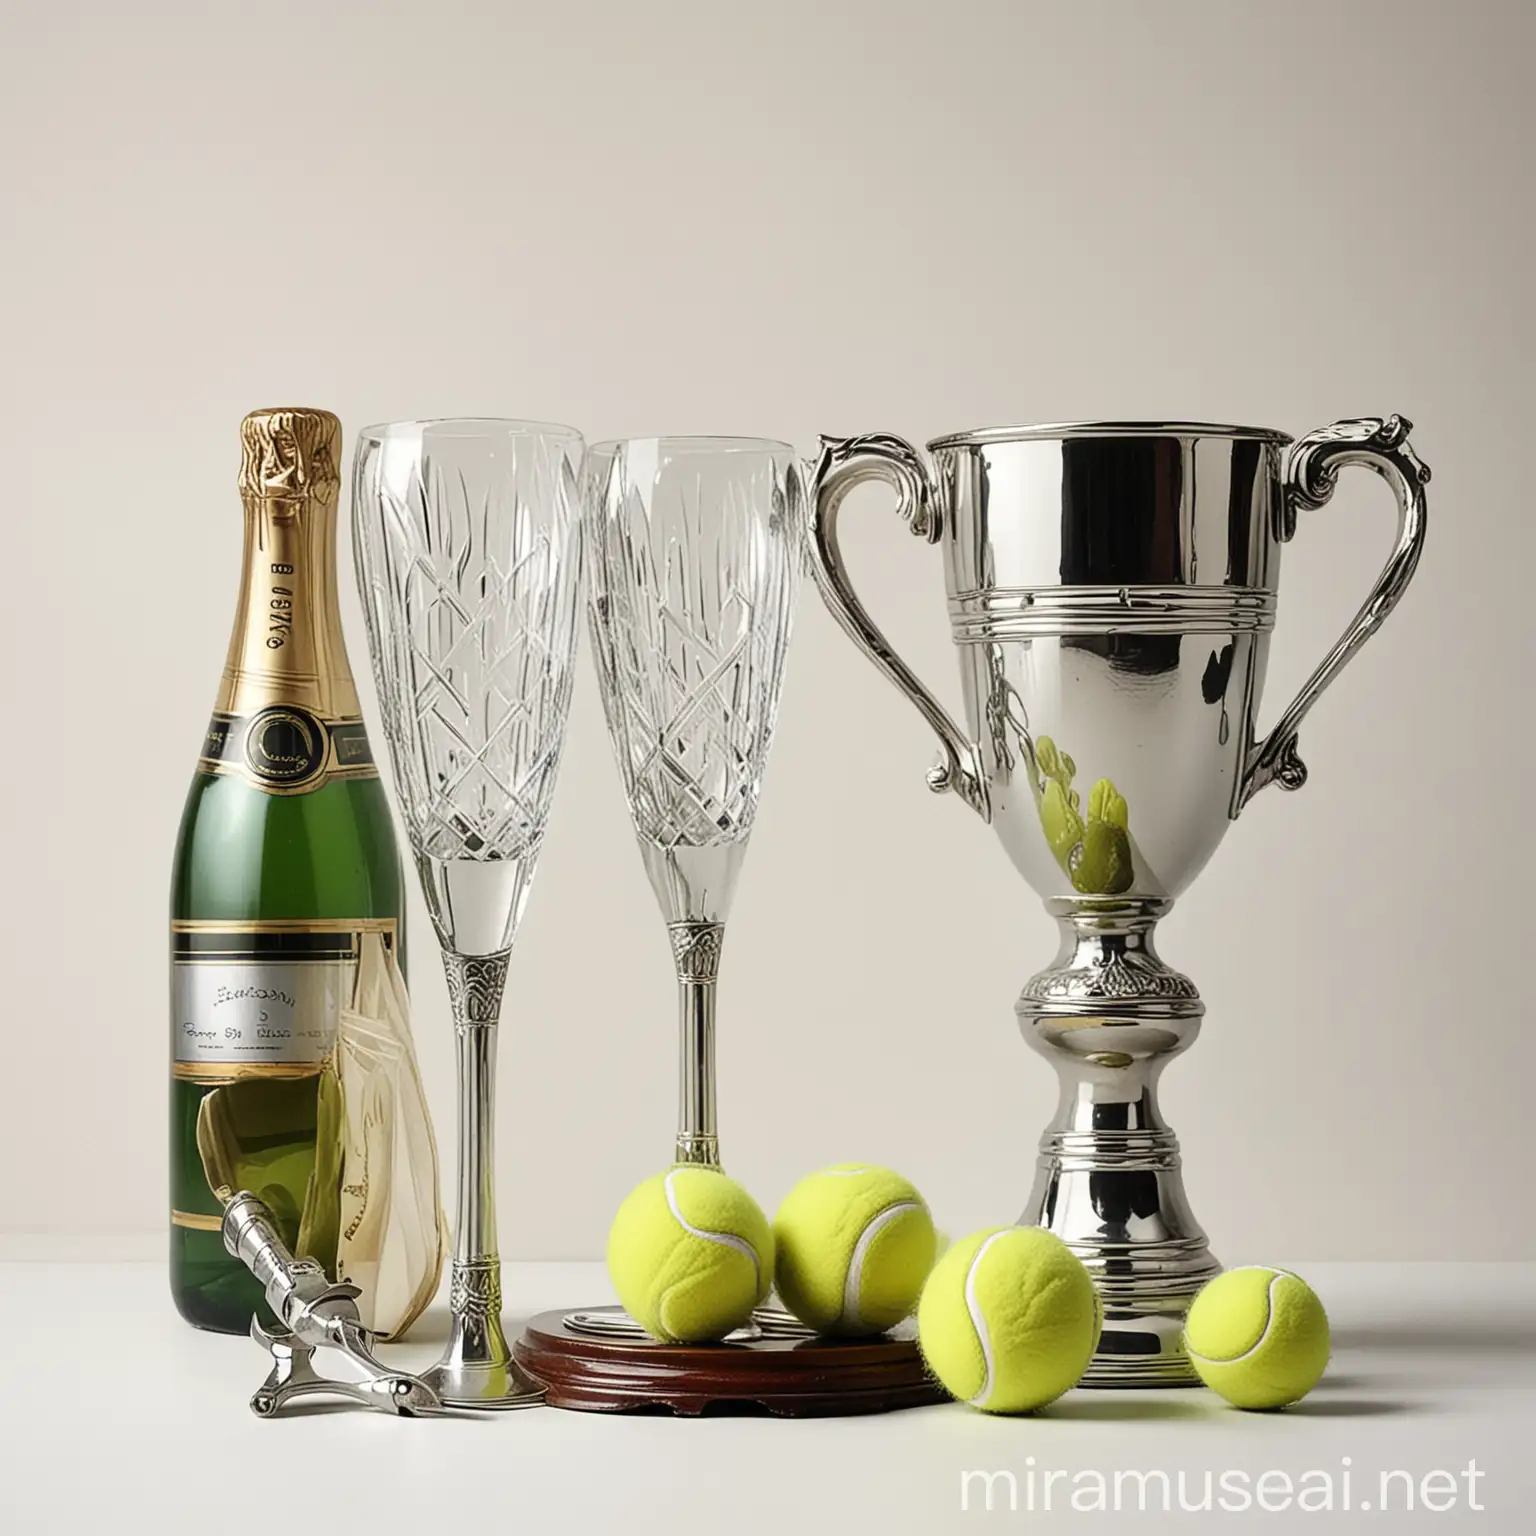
[
  {"left": 1185, "top": 1266, "right": 1297, "bottom": 1366},
  {"left": 963, "top": 1229, "right": 1012, "bottom": 1409},
  {"left": 842, "top": 1199, "right": 922, "bottom": 1330},
  {"left": 660, "top": 1168, "right": 765, "bottom": 1293}
]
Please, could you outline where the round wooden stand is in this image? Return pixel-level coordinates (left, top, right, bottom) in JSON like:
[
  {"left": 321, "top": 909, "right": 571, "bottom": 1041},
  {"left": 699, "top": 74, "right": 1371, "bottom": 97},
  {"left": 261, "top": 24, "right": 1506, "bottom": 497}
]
[{"left": 513, "top": 1307, "right": 945, "bottom": 1417}]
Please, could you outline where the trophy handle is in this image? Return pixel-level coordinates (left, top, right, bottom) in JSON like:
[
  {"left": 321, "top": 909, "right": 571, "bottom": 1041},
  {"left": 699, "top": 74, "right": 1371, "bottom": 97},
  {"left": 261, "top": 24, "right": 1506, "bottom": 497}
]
[
  {"left": 807, "top": 433, "right": 989, "bottom": 820},
  {"left": 1238, "top": 415, "right": 1429, "bottom": 812}
]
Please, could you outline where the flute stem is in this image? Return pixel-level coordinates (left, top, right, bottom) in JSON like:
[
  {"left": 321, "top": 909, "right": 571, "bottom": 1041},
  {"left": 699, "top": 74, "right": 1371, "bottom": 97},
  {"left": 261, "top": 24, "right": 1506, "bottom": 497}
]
[
  {"left": 669, "top": 921, "right": 724, "bottom": 1168},
  {"left": 443, "top": 950, "right": 508, "bottom": 1266},
  {"left": 420, "top": 949, "right": 541, "bottom": 1407}
]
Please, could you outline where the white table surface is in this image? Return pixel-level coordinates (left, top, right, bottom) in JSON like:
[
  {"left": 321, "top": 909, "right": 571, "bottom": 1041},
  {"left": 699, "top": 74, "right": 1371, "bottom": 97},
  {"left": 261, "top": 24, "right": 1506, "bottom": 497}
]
[{"left": 1, "top": 1257, "right": 1532, "bottom": 1533}]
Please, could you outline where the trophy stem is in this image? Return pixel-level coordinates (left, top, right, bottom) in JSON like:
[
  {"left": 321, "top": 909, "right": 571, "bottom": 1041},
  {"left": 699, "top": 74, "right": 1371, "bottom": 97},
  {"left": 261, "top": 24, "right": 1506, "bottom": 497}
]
[
  {"left": 669, "top": 921, "right": 723, "bottom": 1168},
  {"left": 1017, "top": 899, "right": 1220, "bottom": 1387},
  {"left": 420, "top": 949, "right": 544, "bottom": 1409}
]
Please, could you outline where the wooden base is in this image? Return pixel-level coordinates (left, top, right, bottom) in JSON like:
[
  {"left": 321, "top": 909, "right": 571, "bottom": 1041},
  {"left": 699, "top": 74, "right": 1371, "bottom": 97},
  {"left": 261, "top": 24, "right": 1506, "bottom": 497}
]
[{"left": 513, "top": 1307, "right": 946, "bottom": 1417}]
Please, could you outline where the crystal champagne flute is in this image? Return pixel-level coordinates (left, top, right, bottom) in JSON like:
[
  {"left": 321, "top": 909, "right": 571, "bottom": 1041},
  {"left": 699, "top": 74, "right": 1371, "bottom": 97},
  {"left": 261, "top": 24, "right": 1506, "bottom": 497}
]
[
  {"left": 353, "top": 418, "right": 584, "bottom": 1407},
  {"left": 584, "top": 437, "right": 798, "bottom": 1170}
]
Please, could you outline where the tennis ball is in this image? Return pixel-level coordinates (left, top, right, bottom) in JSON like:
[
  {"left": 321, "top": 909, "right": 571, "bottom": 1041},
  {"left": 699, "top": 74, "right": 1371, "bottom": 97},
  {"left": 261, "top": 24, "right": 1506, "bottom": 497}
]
[
  {"left": 772, "top": 1163, "right": 937, "bottom": 1336},
  {"left": 606, "top": 1166, "right": 773, "bottom": 1343},
  {"left": 1183, "top": 1266, "right": 1330, "bottom": 1409},
  {"left": 917, "top": 1226, "right": 1101, "bottom": 1413}
]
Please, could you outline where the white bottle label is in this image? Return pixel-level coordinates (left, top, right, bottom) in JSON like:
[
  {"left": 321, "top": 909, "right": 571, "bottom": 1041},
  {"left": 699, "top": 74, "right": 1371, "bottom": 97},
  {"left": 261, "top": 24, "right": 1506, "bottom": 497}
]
[{"left": 170, "top": 922, "right": 395, "bottom": 1078}]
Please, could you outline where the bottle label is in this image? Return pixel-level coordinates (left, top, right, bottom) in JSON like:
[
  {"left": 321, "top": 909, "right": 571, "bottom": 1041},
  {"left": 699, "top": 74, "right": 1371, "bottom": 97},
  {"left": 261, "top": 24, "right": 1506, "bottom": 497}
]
[
  {"left": 198, "top": 707, "right": 377, "bottom": 795},
  {"left": 170, "top": 920, "right": 396, "bottom": 1080}
]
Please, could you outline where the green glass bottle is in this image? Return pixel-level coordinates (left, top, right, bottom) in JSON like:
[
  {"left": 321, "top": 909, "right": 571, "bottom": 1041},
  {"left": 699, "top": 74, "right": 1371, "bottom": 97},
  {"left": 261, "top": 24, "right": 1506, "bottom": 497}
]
[{"left": 170, "top": 407, "right": 403, "bottom": 1333}]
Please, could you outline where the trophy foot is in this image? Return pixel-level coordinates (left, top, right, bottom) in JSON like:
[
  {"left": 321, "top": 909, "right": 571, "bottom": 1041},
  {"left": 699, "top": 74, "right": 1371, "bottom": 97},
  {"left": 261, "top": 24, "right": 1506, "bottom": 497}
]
[
  {"left": 1083, "top": 1317, "right": 1204, "bottom": 1388},
  {"left": 424, "top": 1260, "right": 546, "bottom": 1409},
  {"left": 1061, "top": 1238, "right": 1222, "bottom": 1388},
  {"left": 1018, "top": 899, "right": 1220, "bottom": 1388}
]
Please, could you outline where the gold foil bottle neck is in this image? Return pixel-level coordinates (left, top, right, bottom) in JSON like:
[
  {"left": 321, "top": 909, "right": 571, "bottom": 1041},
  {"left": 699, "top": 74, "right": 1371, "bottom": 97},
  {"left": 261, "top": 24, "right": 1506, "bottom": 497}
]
[
  {"left": 216, "top": 406, "right": 361, "bottom": 727},
  {"left": 238, "top": 407, "right": 342, "bottom": 509}
]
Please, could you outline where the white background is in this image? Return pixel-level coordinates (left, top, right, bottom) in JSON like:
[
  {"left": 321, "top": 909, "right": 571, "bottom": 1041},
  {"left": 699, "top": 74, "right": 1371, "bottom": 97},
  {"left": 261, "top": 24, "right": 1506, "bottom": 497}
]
[{"left": 1, "top": 0, "right": 1531, "bottom": 1263}]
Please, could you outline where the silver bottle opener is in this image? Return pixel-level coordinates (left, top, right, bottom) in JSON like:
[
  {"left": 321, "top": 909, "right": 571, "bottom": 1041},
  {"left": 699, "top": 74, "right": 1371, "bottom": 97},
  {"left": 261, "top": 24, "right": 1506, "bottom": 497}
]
[{"left": 222, "top": 1191, "right": 443, "bottom": 1418}]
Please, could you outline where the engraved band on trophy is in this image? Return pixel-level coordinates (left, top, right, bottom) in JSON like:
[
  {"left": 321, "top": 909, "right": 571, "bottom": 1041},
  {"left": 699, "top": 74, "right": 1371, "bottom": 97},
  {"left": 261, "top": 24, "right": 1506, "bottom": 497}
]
[{"left": 806, "top": 418, "right": 1428, "bottom": 1385}]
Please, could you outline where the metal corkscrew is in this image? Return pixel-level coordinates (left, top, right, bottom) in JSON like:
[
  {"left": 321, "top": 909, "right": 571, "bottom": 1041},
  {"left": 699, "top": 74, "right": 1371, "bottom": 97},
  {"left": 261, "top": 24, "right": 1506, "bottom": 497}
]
[{"left": 222, "top": 1192, "right": 443, "bottom": 1418}]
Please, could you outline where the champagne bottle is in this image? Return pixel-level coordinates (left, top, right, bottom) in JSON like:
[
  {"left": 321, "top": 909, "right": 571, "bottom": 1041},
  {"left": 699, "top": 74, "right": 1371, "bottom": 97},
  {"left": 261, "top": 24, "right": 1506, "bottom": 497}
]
[{"left": 170, "top": 407, "right": 404, "bottom": 1334}]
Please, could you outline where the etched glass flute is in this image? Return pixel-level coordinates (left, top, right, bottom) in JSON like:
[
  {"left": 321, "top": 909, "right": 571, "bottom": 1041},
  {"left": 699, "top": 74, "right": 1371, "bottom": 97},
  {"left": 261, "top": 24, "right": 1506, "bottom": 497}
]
[
  {"left": 585, "top": 437, "right": 799, "bottom": 1170},
  {"left": 353, "top": 418, "right": 584, "bottom": 1407}
]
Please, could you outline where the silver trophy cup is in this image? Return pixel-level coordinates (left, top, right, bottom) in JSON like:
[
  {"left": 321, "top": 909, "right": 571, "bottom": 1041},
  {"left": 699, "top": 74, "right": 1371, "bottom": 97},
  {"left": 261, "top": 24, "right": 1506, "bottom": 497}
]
[{"left": 808, "top": 418, "right": 1428, "bottom": 1385}]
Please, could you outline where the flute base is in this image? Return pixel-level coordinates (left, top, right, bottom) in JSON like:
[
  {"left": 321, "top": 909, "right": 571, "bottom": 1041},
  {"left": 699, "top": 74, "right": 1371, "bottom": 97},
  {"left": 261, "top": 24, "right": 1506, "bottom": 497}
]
[
  {"left": 1018, "top": 899, "right": 1221, "bottom": 1389},
  {"left": 420, "top": 1300, "right": 545, "bottom": 1410},
  {"left": 514, "top": 1308, "right": 944, "bottom": 1417},
  {"left": 418, "top": 1360, "right": 546, "bottom": 1410}
]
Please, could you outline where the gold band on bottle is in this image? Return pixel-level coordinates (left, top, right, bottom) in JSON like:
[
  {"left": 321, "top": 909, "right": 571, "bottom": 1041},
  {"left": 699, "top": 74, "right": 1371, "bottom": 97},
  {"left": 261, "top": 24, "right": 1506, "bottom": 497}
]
[
  {"left": 172, "top": 1061, "right": 328, "bottom": 1084},
  {"left": 171, "top": 918, "right": 399, "bottom": 935}
]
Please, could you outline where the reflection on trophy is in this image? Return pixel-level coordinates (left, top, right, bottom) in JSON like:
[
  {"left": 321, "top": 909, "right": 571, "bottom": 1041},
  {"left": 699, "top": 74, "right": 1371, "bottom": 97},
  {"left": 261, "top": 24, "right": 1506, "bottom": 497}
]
[{"left": 807, "top": 419, "right": 1428, "bottom": 1385}]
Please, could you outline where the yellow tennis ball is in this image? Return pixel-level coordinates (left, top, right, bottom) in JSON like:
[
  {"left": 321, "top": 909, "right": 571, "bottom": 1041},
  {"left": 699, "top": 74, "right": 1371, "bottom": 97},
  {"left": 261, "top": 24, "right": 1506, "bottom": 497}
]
[
  {"left": 606, "top": 1166, "right": 773, "bottom": 1343},
  {"left": 772, "top": 1163, "right": 937, "bottom": 1336},
  {"left": 1183, "top": 1266, "right": 1330, "bottom": 1409},
  {"left": 917, "top": 1226, "right": 1101, "bottom": 1413}
]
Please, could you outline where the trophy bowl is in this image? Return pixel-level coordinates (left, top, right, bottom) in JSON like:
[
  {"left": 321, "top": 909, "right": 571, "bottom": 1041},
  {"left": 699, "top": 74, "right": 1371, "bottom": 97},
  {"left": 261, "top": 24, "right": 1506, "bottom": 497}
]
[{"left": 807, "top": 418, "right": 1428, "bottom": 1385}]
